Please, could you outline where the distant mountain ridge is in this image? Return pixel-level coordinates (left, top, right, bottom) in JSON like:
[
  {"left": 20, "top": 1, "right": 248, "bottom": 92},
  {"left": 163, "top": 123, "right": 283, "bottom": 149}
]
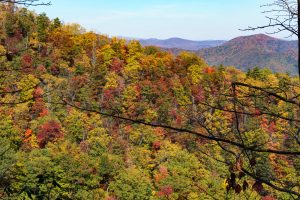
[
  {"left": 198, "top": 34, "right": 298, "bottom": 74},
  {"left": 131, "top": 34, "right": 298, "bottom": 74},
  {"left": 138, "top": 38, "right": 226, "bottom": 51}
]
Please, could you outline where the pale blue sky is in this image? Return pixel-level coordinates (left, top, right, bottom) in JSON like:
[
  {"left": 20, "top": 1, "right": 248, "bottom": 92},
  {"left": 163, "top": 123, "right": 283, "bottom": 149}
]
[{"left": 33, "top": 0, "right": 294, "bottom": 40}]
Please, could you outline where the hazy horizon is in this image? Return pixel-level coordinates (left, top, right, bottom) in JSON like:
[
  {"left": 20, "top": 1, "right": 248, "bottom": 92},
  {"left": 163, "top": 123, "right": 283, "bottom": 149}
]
[
  {"left": 33, "top": 0, "right": 298, "bottom": 41},
  {"left": 118, "top": 34, "right": 297, "bottom": 42}
]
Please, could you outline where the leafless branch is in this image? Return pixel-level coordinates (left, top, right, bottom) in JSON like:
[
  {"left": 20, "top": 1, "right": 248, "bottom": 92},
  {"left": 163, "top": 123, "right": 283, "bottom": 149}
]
[{"left": 0, "top": 0, "right": 51, "bottom": 6}]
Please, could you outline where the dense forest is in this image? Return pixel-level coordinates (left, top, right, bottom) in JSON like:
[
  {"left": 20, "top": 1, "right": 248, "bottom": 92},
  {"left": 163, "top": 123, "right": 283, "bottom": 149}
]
[{"left": 0, "top": 3, "right": 299, "bottom": 200}]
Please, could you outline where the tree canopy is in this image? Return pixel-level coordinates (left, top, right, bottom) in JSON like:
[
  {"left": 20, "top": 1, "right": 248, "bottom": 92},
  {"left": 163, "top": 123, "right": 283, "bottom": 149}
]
[{"left": 0, "top": 5, "right": 299, "bottom": 200}]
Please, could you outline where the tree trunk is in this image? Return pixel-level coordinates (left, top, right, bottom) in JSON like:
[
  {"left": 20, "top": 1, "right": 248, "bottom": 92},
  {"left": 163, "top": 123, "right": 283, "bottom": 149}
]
[{"left": 298, "top": 0, "right": 300, "bottom": 78}]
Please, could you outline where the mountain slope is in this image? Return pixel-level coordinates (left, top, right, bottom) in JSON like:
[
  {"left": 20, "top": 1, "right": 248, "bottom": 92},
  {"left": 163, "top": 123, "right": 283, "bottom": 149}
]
[
  {"left": 138, "top": 38, "right": 226, "bottom": 51},
  {"left": 198, "top": 34, "right": 298, "bottom": 74}
]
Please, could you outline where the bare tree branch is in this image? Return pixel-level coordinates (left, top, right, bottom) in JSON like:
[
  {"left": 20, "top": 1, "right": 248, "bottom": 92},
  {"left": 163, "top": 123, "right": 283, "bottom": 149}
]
[
  {"left": 0, "top": 0, "right": 50, "bottom": 6},
  {"left": 240, "top": 0, "right": 299, "bottom": 77},
  {"left": 57, "top": 99, "right": 300, "bottom": 156},
  {"left": 242, "top": 168, "right": 300, "bottom": 197}
]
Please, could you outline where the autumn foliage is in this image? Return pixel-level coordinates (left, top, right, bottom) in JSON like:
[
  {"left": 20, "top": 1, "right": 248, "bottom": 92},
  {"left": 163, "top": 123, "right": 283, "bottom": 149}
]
[
  {"left": 0, "top": 4, "right": 299, "bottom": 200},
  {"left": 37, "top": 120, "right": 63, "bottom": 148}
]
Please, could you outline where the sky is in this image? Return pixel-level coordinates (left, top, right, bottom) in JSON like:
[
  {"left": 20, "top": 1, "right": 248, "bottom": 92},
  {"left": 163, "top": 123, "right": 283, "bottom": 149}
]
[{"left": 33, "top": 0, "right": 295, "bottom": 40}]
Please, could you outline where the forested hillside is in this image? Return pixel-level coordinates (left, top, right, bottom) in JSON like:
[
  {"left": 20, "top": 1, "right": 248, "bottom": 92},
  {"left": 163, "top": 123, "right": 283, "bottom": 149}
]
[
  {"left": 0, "top": 4, "right": 299, "bottom": 200},
  {"left": 159, "top": 34, "right": 298, "bottom": 75},
  {"left": 198, "top": 34, "right": 298, "bottom": 75}
]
